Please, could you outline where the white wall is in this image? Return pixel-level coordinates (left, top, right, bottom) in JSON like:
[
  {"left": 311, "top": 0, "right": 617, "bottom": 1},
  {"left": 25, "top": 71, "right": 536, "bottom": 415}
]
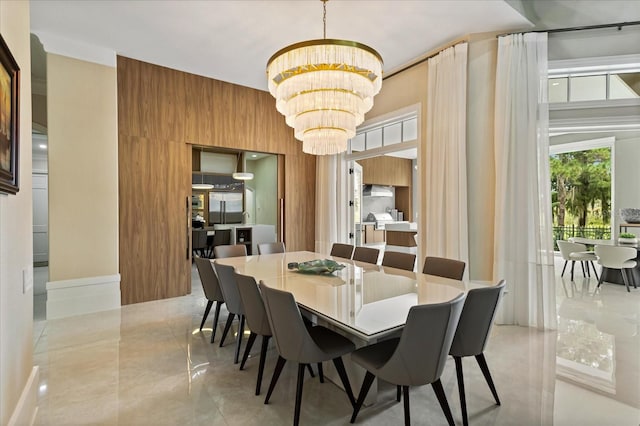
[
  {"left": 0, "top": 1, "right": 37, "bottom": 424},
  {"left": 614, "top": 137, "right": 640, "bottom": 237},
  {"left": 246, "top": 155, "right": 277, "bottom": 226}
]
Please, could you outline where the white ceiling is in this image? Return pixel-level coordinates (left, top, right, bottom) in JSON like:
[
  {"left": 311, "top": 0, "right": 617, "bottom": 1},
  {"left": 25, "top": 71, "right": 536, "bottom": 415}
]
[
  {"left": 29, "top": 1, "right": 640, "bottom": 156},
  {"left": 30, "top": 0, "right": 532, "bottom": 91}
]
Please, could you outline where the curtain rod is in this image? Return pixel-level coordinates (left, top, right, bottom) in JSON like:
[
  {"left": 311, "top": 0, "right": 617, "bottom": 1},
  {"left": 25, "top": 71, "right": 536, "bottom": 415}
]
[
  {"left": 384, "top": 38, "right": 468, "bottom": 80},
  {"left": 497, "top": 20, "right": 640, "bottom": 38},
  {"left": 386, "top": 20, "right": 640, "bottom": 79}
]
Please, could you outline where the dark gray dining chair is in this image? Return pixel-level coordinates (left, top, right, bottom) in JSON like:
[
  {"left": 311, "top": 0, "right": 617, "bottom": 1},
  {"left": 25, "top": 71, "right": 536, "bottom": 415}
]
[
  {"left": 194, "top": 256, "right": 225, "bottom": 343},
  {"left": 257, "top": 242, "right": 286, "bottom": 255},
  {"left": 352, "top": 246, "right": 380, "bottom": 264},
  {"left": 261, "top": 283, "right": 356, "bottom": 426},
  {"left": 212, "top": 263, "right": 245, "bottom": 364},
  {"left": 423, "top": 256, "right": 466, "bottom": 280},
  {"left": 192, "top": 229, "right": 208, "bottom": 258},
  {"left": 235, "top": 273, "right": 273, "bottom": 395},
  {"left": 382, "top": 251, "right": 416, "bottom": 271},
  {"left": 330, "top": 243, "right": 355, "bottom": 259},
  {"left": 350, "top": 294, "right": 466, "bottom": 426},
  {"left": 214, "top": 244, "right": 247, "bottom": 259},
  {"left": 449, "top": 280, "right": 505, "bottom": 426},
  {"left": 209, "top": 228, "right": 231, "bottom": 257}
]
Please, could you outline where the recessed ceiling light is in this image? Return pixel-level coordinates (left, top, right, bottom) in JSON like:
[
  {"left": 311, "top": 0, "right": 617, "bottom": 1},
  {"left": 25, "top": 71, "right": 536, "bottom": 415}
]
[
  {"left": 39, "top": 144, "right": 47, "bottom": 149},
  {"left": 251, "top": 154, "right": 257, "bottom": 158}
]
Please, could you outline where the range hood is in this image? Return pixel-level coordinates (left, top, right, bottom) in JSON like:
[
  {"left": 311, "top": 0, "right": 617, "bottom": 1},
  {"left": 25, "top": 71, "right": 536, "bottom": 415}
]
[{"left": 362, "top": 185, "right": 393, "bottom": 197}]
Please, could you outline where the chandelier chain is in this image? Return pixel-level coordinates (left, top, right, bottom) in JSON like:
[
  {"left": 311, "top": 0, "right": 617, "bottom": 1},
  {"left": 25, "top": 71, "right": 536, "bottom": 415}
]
[{"left": 322, "top": 0, "right": 327, "bottom": 39}]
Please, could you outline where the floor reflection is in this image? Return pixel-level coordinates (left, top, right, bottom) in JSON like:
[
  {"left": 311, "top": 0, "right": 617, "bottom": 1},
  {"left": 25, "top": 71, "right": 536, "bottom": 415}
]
[{"left": 554, "top": 262, "right": 640, "bottom": 425}]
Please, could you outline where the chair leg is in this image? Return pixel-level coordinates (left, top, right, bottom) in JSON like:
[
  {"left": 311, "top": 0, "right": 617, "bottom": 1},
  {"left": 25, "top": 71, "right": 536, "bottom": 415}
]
[
  {"left": 621, "top": 269, "right": 631, "bottom": 292},
  {"left": 580, "top": 261, "right": 587, "bottom": 277},
  {"left": 432, "top": 379, "right": 455, "bottom": 426},
  {"left": 264, "top": 356, "right": 286, "bottom": 404},
  {"left": 476, "top": 354, "right": 501, "bottom": 405},
  {"left": 210, "top": 301, "right": 223, "bottom": 344},
  {"left": 240, "top": 332, "right": 257, "bottom": 370},
  {"left": 219, "top": 313, "right": 235, "bottom": 347},
  {"left": 402, "top": 386, "right": 410, "bottom": 426},
  {"left": 234, "top": 315, "right": 245, "bottom": 364},
  {"left": 561, "top": 260, "right": 568, "bottom": 277},
  {"left": 397, "top": 385, "right": 402, "bottom": 402},
  {"left": 200, "top": 300, "right": 213, "bottom": 331},
  {"left": 294, "top": 364, "right": 306, "bottom": 426},
  {"left": 590, "top": 261, "right": 599, "bottom": 282},
  {"left": 306, "top": 364, "right": 315, "bottom": 378},
  {"left": 627, "top": 268, "right": 637, "bottom": 289},
  {"left": 596, "top": 272, "right": 605, "bottom": 290},
  {"left": 454, "top": 357, "right": 468, "bottom": 426},
  {"left": 570, "top": 260, "right": 575, "bottom": 281},
  {"left": 255, "top": 335, "right": 270, "bottom": 396},
  {"left": 350, "top": 371, "right": 375, "bottom": 423},
  {"left": 317, "top": 362, "right": 324, "bottom": 383},
  {"left": 333, "top": 357, "right": 356, "bottom": 407}
]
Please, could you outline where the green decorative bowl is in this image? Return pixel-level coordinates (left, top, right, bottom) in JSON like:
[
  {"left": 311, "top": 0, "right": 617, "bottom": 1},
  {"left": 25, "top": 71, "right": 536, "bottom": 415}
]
[{"left": 288, "top": 259, "right": 346, "bottom": 275}]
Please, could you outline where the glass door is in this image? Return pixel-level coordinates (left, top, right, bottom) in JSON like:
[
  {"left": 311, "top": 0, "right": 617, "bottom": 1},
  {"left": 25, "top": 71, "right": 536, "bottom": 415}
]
[{"left": 348, "top": 160, "right": 363, "bottom": 246}]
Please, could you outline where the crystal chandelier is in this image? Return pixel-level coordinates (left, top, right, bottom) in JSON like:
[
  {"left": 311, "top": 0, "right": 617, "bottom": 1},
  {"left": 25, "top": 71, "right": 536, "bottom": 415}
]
[{"left": 266, "top": 0, "right": 383, "bottom": 155}]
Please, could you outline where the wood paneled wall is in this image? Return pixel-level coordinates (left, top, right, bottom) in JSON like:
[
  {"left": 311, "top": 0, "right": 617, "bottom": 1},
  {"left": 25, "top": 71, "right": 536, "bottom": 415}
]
[{"left": 117, "top": 56, "right": 316, "bottom": 305}]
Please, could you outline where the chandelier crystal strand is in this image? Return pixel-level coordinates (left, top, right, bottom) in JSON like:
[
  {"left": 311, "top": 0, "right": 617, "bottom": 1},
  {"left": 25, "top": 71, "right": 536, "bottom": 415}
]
[{"left": 266, "top": 1, "right": 383, "bottom": 155}]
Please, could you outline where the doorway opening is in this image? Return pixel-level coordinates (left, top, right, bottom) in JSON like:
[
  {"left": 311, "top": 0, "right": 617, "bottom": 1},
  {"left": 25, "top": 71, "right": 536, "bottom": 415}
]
[
  {"left": 191, "top": 146, "right": 281, "bottom": 257},
  {"left": 345, "top": 105, "right": 420, "bottom": 258},
  {"left": 550, "top": 137, "right": 614, "bottom": 248}
]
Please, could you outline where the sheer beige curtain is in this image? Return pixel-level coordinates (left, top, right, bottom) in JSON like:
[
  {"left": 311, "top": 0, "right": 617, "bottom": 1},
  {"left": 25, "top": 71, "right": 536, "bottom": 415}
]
[
  {"left": 493, "top": 33, "right": 556, "bottom": 330},
  {"left": 423, "top": 43, "right": 469, "bottom": 274}
]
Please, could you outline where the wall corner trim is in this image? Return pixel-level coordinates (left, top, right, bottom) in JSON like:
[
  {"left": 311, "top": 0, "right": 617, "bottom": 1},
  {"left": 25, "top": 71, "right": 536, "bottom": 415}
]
[
  {"left": 7, "top": 366, "right": 39, "bottom": 426},
  {"left": 33, "top": 30, "right": 116, "bottom": 68},
  {"left": 46, "top": 274, "right": 121, "bottom": 319}
]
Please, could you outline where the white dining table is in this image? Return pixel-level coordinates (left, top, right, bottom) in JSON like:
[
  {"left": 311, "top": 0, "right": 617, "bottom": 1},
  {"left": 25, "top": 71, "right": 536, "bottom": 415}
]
[
  {"left": 214, "top": 251, "right": 490, "bottom": 404},
  {"left": 214, "top": 250, "right": 481, "bottom": 342}
]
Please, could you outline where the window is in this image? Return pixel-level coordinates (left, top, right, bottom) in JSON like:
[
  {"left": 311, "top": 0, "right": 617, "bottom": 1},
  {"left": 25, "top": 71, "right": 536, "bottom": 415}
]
[
  {"left": 570, "top": 75, "right": 607, "bottom": 102},
  {"left": 548, "top": 69, "right": 640, "bottom": 103},
  {"left": 609, "top": 71, "right": 640, "bottom": 99},
  {"left": 348, "top": 114, "right": 418, "bottom": 153}
]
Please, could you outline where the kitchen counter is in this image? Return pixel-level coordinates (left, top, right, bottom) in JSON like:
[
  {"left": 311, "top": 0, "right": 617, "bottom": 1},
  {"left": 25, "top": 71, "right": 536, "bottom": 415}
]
[
  {"left": 386, "top": 222, "right": 418, "bottom": 254},
  {"left": 386, "top": 230, "right": 417, "bottom": 247},
  {"left": 212, "top": 224, "right": 276, "bottom": 255}
]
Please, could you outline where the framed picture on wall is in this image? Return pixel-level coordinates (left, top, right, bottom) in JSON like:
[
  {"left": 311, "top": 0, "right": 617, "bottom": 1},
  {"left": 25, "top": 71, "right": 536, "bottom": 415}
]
[{"left": 0, "top": 34, "right": 20, "bottom": 195}]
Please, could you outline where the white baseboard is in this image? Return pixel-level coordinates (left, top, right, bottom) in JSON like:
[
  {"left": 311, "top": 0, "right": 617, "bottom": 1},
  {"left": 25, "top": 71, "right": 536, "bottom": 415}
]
[
  {"left": 46, "top": 274, "right": 121, "bottom": 319},
  {"left": 8, "top": 366, "right": 39, "bottom": 426}
]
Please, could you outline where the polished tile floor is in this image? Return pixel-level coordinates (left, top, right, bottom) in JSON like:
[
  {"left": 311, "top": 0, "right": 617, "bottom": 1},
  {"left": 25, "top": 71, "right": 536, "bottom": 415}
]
[{"left": 33, "top": 257, "right": 640, "bottom": 425}]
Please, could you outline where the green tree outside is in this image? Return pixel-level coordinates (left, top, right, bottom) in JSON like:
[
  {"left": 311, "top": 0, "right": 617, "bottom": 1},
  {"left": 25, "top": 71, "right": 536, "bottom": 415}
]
[{"left": 550, "top": 148, "right": 611, "bottom": 228}]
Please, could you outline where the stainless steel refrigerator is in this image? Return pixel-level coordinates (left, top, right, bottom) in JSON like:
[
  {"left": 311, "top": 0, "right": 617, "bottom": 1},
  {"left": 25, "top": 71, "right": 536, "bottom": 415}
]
[{"left": 209, "top": 190, "right": 243, "bottom": 224}]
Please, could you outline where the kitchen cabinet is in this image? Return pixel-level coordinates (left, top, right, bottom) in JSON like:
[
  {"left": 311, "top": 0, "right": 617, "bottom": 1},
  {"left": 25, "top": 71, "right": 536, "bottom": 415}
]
[
  {"left": 235, "top": 227, "right": 252, "bottom": 255},
  {"left": 359, "top": 156, "right": 413, "bottom": 220},
  {"left": 214, "top": 224, "right": 276, "bottom": 256},
  {"left": 360, "top": 156, "right": 412, "bottom": 187},
  {"left": 364, "top": 224, "right": 385, "bottom": 244}
]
